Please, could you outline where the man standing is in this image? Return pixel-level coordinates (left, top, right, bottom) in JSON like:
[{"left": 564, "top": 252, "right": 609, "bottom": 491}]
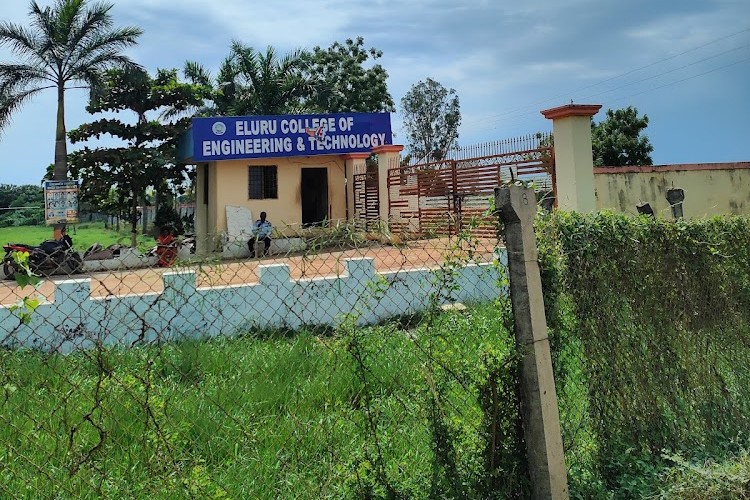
[{"left": 248, "top": 211, "right": 272, "bottom": 258}]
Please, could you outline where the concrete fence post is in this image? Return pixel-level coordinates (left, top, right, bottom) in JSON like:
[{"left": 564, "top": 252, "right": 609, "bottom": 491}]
[{"left": 495, "top": 185, "right": 569, "bottom": 500}]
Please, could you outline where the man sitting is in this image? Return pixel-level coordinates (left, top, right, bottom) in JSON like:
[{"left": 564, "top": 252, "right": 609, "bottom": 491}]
[{"left": 248, "top": 211, "right": 272, "bottom": 258}]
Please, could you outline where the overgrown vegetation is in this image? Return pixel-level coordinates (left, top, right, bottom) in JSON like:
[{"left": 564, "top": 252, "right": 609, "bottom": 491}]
[
  {"left": 0, "top": 184, "right": 43, "bottom": 227},
  {"left": 3, "top": 211, "right": 750, "bottom": 498},
  {"left": 537, "top": 211, "right": 750, "bottom": 498},
  {"left": 0, "top": 303, "right": 524, "bottom": 498}
]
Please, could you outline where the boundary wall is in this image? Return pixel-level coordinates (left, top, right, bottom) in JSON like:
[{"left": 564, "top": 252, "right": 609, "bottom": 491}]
[
  {"left": 1, "top": 255, "right": 506, "bottom": 354},
  {"left": 594, "top": 162, "right": 750, "bottom": 218}
]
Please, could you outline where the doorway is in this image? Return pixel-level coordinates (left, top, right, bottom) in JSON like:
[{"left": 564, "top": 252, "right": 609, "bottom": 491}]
[{"left": 301, "top": 168, "right": 328, "bottom": 226}]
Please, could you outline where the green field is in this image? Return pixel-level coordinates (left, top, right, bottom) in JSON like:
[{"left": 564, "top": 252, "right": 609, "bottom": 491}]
[
  {"left": 1, "top": 298, "right": 746, "bottom": 498},
  {"left": 0, "top": 222, "right": 154, "bottom": 252}
]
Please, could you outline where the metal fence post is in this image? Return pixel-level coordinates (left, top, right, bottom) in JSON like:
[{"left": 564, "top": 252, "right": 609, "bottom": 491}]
[{"left": 495, "top": 185, "right": 569, "bottom": 500}]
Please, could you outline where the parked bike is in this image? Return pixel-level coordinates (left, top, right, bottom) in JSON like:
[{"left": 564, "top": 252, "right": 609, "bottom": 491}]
[{"left": 2, "top": 239, "right": 83, "bottom": 280}]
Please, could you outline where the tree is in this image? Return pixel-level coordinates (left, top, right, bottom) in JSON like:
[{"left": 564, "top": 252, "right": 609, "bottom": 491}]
[
  {"left": 591, "top": 106, "right": 654, "bottom": 167},
  {"left": 306, "top": 37, "right": 395, "bottom": 113},
  {"left": 182, "top": 42, "right": 312, "bottom": 117},
  {"left": 0, "top": 0, "right": 142, "bottom": 181},
  {"left": 0, "top": 184, "right": 44, "bottom": 227},
  {"left": 180, "top": 36, "right": 394, "bottom": 118},
  {"left": 68, "top": 68, "right": 206, "bottom": 246},
  {"left": 401, "top": 78, "right": 461, "bottom": 163}
]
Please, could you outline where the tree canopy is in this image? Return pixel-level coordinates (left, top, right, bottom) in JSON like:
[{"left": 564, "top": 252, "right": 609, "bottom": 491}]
[
  {"left": 182, "top": 42, "right": 312, "bottom": 117},
  {"left": 0, "top": 0, "right": 142, "bottom": 181},
  {"left": 591, "top": 106, "right": 654, "bottom": 167},
  {"left": 401, "top": 78, "right": 461, "bottom": 163},
  {"left": 68, "top": 67, "right": 206, "bottom": 246},
  {"left": 306, "top": 37, "right": 395, "bottom": 113},
  {"left": 0, "top": 184, "right": 43, "bottom": 227},
  {"left": 182, "top": 36, "right": 394, "bottom": 117}
]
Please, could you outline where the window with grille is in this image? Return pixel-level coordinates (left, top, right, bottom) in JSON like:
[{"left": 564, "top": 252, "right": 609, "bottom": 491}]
[{"left": 248, "top": 166, "right": 278, "bottom": 199}]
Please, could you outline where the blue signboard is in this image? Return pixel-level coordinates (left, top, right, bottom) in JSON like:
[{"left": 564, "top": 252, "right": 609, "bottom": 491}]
[{"left": 191, "top": 112, "right": 392, "bottom": 161}]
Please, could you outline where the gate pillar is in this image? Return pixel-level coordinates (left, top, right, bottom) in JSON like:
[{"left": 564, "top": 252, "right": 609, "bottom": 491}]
[
  {"left": 372, "top": 145, "right": 404, "bottom": 225},
  {"left": 541, "top": 104, "right": 601, "bottom": 212}
]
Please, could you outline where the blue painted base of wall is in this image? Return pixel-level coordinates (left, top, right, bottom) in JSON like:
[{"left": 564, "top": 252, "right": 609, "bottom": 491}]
[{"left": 0, "top": 255, "right": 507, "bottom": 354}]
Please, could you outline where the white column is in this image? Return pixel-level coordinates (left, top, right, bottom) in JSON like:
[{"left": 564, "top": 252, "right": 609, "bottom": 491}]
[
  {"left": 372, "top": 145, "right": 404, "bottom": 224},
  {"left": 541, "top": 104, "right": 601, "bottom": 212}
]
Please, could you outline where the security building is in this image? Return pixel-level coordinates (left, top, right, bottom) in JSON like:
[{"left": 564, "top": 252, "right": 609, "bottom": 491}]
[{"left": 177, "top": 112, "right": 400, "bottom": 254}]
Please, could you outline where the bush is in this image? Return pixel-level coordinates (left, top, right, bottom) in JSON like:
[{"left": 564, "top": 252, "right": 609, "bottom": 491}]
[
  {"left": 657, "top": 451, "right": 750, "bottom": 499},
  {"left": 537, "top": 211, "right": 750, "bottom": 496},
  {"left": 153, "top": 205, "right": 184, "bottom": 236}
]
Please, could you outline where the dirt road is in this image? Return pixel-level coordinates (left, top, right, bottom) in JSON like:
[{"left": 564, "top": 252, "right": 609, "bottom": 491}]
[{"left": 0, "top": 239, "right": 498, "bottom": 306}]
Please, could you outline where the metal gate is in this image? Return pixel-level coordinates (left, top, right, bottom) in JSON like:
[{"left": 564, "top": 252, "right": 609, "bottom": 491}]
[
  {"left": 352, "top": 169, "right": 379, "bottom": 229},
  {"left": 388, "top": 134, "right": 554, "bottom": 236}
]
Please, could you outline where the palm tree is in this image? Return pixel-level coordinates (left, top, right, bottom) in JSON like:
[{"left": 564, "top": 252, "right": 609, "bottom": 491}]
[
  {"left": 0, "top": 0, "right": 142, "bottom": 181},
  {"left": 182, "top": 41, "right": 315, "bottom": 117}
]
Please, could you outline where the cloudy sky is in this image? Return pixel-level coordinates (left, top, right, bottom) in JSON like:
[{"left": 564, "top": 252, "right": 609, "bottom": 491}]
[{"left": 1, "top": 0, "right": 749, "bottom": 185}]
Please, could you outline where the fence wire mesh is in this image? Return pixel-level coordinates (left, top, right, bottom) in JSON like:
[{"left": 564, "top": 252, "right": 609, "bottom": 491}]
[
  {"left": 538, "top": 211, "right": 750, "bottom": 498},
  {"left": 1, "top": 217, "right": 524, "bottom": 498},
  {"left": 5, "top": 206, "right": 749, "bottom": 498}
]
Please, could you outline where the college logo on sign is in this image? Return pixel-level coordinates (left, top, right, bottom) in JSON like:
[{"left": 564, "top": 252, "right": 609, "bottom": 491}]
[
  {"left": 305, "top": 124, "right": 327, "bottom": 143},
  {"left": 212, "top": 122, "right": 227, "bottom": 136}
]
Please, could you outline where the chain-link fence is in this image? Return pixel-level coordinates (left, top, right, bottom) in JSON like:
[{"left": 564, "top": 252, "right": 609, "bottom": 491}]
[
  {"left": 3, "top": 206, "right": 750, "bottom": 498},
  {"left": 1, "top": 216, "right": 530, "bottom": 498},
  {"left": 538, "top": 211, "right": 750, "bottom": 498}
]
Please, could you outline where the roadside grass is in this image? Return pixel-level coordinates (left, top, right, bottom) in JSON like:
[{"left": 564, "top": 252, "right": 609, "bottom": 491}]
[
  {"left": 0, "top": 303, "right": 519, "bottom": 499},
  {"left": 0, "top": 222, "right": 154, "bottom": 252},
  {"left": 2, "top": 297, "right": 746, "bottom": 498}
]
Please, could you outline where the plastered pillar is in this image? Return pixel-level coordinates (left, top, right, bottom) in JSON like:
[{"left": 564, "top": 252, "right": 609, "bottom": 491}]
[
  {"left": 343, "top": 153, "right": 369, "bottom": 221},
  {"left": 541, "top": 104, "right": 601, "bottom": 212},
  {"left": 195, "top": 164, "right": 209, "bottom": 254},
  {"left": 372, "top": 145, "right": 404, "bottom": 224}
]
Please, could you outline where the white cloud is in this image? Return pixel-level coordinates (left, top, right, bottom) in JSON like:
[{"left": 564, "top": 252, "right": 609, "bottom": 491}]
[{"left": 1, "top": 0, "right": 749, "bottom": 183}]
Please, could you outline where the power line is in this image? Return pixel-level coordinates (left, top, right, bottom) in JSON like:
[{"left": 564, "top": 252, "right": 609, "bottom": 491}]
[
  {"left": 536, "top": 26, "right": 750, "bottom": 109},
  {"left": 578, "top": 43, "right": 750, "bottom": 101},
  {"left": 460, "top": 54, "right": 750, "bottom": 143},
  {"left": 460, "top": 26, "right": 750, "bottom": 130},
  {"left": 603, "top": 55, "right": 750, "bottom": 106}
]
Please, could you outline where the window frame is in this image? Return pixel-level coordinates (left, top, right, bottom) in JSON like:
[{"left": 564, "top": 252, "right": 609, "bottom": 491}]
[{"left": 248, "top": 165, "right": 278, "bottom": 200}]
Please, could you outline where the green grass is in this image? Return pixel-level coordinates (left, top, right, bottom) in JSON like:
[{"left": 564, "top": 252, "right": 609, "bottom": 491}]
[
  {"left": 0, "top": 303, "right": 521, "bottom": 499},
  {"left": 2, "top": 291, "right": 745, "bottom": 498},
  {"left": 655, "top": 451, "right": 750, "bottom": 500},
  {"left": 0, "top": 222, "right": 154, "bottom": 251}
]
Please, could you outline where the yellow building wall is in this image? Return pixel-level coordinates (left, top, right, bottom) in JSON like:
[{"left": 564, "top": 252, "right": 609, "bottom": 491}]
[
  {"left": 208, "top": 155, "right": 348, "bottom": 236},
  {"left": 594, "top": 164, "right": 750, "bottom": 218}
]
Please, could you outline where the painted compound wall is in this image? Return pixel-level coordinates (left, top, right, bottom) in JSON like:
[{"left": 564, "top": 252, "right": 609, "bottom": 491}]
[
  {"left": 594, "top": 163, "right": 750, "bottom": 218},
  {"left": 0, "top": 256, "right": 506, "bottom": 354}
]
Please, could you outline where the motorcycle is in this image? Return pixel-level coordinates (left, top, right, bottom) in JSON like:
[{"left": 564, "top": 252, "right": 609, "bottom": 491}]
[{"left": 3, "top": 240, "right": 84, "bottom": 280}]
